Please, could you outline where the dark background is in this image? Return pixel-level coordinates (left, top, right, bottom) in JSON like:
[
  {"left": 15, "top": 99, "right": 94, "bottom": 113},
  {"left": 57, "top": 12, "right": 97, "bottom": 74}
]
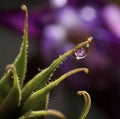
[{"left": 0, "top": 0, "right": 120, "bottom": 119}]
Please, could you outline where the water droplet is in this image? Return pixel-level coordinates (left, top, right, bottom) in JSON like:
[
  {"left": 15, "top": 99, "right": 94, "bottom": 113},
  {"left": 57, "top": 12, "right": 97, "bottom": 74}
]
[{"left": 73, "top": 44, "right": 89, "bottom": 60}]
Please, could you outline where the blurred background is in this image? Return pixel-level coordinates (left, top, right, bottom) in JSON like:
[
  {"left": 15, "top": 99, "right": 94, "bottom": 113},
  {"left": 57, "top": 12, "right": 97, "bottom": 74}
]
[{"left": 0, "top": 0, "right": 120, "bottom": 119}]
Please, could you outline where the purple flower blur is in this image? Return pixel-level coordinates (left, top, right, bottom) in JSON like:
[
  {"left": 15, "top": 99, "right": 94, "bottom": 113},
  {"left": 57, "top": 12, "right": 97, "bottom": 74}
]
[{"left": 0, "top": 0, "right": 120, "bottom": 119}]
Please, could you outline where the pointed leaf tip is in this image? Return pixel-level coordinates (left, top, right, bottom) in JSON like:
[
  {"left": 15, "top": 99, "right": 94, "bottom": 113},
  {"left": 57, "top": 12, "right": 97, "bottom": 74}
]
[
  {"left": 5, "top": 64, "right": 17, "bottom": 75},
  {"left": 84, "top": 68, "right": 89, "bottom": 74},
  {"left": 87, "top": 36, "right": 93, "bottom": 42},
  {"left": 21, "top": 4, "right": 28, "bottom": 34},
  {"left": 77, "top": 91, "right": 91, "bottom": 119},
  {"left": 21, "top": 5, "right": 27, "bottom": 11}
]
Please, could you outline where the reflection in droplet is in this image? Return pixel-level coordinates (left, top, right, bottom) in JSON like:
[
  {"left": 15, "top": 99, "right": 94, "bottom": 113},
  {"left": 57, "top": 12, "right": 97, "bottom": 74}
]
[{"left": 73, "top": 43, "right": 89, "bottom": 60}]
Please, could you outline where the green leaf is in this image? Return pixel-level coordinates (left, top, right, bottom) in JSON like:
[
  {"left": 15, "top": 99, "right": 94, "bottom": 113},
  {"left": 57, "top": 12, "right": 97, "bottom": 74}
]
[
  {"left": 22, "top": 37, "right": 92, "bottom": 104},
  {"left": 21, "top": 68, "right": 88, "bottom": 113},
  {"left": 0, "top": 5, "right": 28, "bottom": 104},
  {"left": 19, "top": 109, "right": 66, "bottom": 119},
  {"left": 77, "top": 91, "right": 91, "bottom": 119},
  {"left": 0, "top": 65, "right": 21, "bottom": 119},
  {"left": 14, "top": 5, "right": 28, "bottom": 87}
]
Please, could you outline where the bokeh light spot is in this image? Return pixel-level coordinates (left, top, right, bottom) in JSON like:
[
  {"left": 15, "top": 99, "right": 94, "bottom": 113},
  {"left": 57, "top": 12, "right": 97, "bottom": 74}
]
[
  {"left": 50, "top": 0, "right": 67, "bottom": 8},
  {"left": 79, "top": 6, "right": 97, "bottom": 22},
  {"left": 43, "top": 24, "right": 66, "bottom": 43}
]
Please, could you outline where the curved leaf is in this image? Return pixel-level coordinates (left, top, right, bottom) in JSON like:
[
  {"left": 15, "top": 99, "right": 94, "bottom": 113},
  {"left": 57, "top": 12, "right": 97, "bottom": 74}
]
[
  {"left": 77, "top": 91, "right": 91, "bottom": 119},
  {"left": 19, "top": 109, "right": 66, "bottom": 119},
  {"left": 0, "top": 65, "right": 21, "bottom": 119},
  {"left": 21, "top": 68, "right": 88, "bottom": 113},
  {"left": 22, "top": 37, "right": 92, "bottom": 104},
  {"left": 0, "top": 5, "right": 28, "bottom": 104}
]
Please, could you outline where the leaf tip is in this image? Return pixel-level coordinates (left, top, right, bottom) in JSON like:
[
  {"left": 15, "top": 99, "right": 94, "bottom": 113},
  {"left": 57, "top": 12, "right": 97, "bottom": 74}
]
[
  {"left": 21, "top": 5, "right": 27, "bottom": 12},
  {"left": 84, "top": 68, "right": 89, "bottom": 74},
  {"left": 87, "top": 36, "right": 93, "bottom": 42},
  {"left": 77, "top": 90, "right": 91, "bottom": 119},
  {"left": 5, "top": 64, "right": 16, "bottom": 75},
  {"left": 47, "top": 109, "right": 66, "bottom": 119}
]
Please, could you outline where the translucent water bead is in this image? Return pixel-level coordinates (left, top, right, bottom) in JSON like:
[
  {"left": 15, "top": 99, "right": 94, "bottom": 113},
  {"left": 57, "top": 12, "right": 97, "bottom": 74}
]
[{"left": 73, "top": 43, "right": 89, "bottom": 60}]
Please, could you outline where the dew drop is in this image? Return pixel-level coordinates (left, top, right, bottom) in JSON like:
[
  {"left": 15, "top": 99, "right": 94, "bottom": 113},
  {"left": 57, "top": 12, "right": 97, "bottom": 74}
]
[{"left": 73, "top": 43, "right": 89, "bottom": 60}]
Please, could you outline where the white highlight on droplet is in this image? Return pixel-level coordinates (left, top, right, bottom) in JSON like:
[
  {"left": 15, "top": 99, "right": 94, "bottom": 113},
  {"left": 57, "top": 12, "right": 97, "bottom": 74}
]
[{"left": 73, "top": 44, "right": 89, "bottom": 60}]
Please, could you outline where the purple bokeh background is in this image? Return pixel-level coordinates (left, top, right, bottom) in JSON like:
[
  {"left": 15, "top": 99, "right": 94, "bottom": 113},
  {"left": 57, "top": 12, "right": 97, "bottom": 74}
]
[{"left": 0, "top": 0, "right": 120, "bottom": 119}]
